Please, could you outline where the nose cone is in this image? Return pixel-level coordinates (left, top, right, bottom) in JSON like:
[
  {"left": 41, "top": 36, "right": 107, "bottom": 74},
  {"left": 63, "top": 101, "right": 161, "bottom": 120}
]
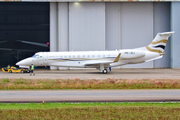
[
  {"left": 16, "top": 58, "right": 33, "bottom": 66},
  {"left": 16, "top": 61, "right": 21, "bottom": 66}
]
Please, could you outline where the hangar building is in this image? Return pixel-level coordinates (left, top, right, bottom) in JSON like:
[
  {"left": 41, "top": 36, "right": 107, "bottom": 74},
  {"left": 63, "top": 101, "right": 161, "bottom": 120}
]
[{"left": 0, "top": 1, "right": 179, "bottom": 69}]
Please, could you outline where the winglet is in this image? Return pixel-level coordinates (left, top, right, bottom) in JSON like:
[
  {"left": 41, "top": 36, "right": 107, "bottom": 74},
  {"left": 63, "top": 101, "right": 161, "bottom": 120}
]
[{"left": 114, "top": 53, "right": 121, "bottom": 62}]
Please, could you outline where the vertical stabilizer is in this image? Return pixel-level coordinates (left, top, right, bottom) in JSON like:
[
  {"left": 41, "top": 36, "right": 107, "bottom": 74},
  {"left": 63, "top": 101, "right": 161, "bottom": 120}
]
[{"left": 146, "top": 31, "right": 175, "bottom": 53}]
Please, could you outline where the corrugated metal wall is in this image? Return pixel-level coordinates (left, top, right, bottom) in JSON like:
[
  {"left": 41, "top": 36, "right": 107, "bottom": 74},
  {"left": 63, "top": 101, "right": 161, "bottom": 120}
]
[
  {"left": 50, "top": 2, "right": 171, "bottom": 69},
  {"left": 171, "top": 2, "right": 180, "bottom": 68},
  {"left": 58, "top": 2, "right": 69, "bottom": 52},
  {"left": 69, "top": 2, "right": 105, "bottom": 51},
  {"left": 105, "top": 3, "right": 121, "bottom": 51},
  {"left": 50, "top": 3, "right": 58, "bottom": 70},
  {"left": 153, "top": 3, "right": 170, "bottom": 68}
]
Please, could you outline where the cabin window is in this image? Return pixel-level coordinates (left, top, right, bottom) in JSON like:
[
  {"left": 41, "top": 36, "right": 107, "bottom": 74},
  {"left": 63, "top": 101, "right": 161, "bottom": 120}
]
[
  {"left": 98, "top": 55, "right": 100, "bottom": 58},
  {"left": 83, "top": 55, "right": 85, "bottom": 58},
  {"left": 103, "top": 55, "right": 105, "bottom": 57},
  {"left": 88, "top": 55, "right": 90, "bottom": 58},
  {"left": 73, "top": 55, "right": 75, "bottom": 58},
  {"left": 78, "top": 55, "right": 80, "bottom": 58},
  {"left": 92, "top": 55, "right": 95, "bottom": 58},
  {"left": 64, "top": 56, "right": 66, "bottom": 58},
  {"left": 69, "top": 55, "right": 71, "bottom": 58}
]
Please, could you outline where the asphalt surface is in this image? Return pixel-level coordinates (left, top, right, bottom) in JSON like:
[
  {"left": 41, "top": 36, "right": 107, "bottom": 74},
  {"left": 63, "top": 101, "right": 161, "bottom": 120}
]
[
  {"left": 1, "top": 68, "right": 180, "bottom": 80},
  {"left": 1, "top": 68, "right": 180, "bottom": 103},
  {"left": 0, "top": 90, "right": 180, "bottom": 103}
]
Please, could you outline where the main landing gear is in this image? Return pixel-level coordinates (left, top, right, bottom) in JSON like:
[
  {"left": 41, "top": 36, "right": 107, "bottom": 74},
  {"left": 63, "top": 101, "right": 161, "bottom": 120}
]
[
  {"left": 99, "top": 64, "right": 108, "bottom": 74},
  {"left": 102, "top": 69, "right": 108, "bottom": 74}
]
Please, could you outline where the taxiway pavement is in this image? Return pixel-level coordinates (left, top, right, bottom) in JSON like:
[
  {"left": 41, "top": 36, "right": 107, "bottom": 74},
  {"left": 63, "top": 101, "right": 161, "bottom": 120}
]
[
  {"left": 0, "top": 68, "right": 180, "bottom": 80},
  {"left": 0, "top": 90, "right": 180, "bottom": 103}
]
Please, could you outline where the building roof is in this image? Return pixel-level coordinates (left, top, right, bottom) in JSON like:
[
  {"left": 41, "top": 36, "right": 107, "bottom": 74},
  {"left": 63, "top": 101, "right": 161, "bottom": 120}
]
[{"left": 0, "top": 0, "right": 178, "bottom": 2}]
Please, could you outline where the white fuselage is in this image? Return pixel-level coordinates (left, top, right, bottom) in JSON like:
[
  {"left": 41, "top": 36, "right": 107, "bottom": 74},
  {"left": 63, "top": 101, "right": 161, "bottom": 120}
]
[{"left": 16, "top": 49, "right": 161, "bottom": 70}]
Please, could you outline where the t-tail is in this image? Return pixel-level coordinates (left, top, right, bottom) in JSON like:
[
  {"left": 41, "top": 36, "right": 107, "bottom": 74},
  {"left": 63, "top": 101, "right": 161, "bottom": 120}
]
[{"left": 145, "top": 31, "right": 175, "bottom": 54}]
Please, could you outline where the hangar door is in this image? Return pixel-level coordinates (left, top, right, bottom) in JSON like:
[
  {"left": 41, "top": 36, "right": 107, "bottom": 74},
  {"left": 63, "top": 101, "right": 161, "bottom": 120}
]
[{"left": 0, "top": 2, "right": 49, "bottom": 68}]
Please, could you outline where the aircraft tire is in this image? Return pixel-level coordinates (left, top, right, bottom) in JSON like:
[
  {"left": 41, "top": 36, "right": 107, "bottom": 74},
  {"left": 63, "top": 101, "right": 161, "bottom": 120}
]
[
  {"left": 21, "top": 70, "right": 24, "bottom": 73},
  {"left": 103, "top": 69, "right": 108, "bottom": 74},
  {"left": 9, "top": 70, "right": 12, "bottom": 73}
]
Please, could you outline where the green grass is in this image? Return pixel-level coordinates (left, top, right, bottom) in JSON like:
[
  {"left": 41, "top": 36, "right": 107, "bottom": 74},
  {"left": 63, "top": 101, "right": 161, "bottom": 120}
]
[
  {"left": 0, "top": 102, "right": 180, "bottom": 119},
  {"left": 0, "top": 78, "right": 180, "bottom": 90},
  {"left": 0, "top": 102, "right": 179, "bottom": 110}
]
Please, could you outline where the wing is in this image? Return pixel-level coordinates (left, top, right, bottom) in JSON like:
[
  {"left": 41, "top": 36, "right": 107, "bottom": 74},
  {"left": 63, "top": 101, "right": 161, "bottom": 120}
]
[{"left": 83, "top": 53, "right": 121, "bottom": 66}]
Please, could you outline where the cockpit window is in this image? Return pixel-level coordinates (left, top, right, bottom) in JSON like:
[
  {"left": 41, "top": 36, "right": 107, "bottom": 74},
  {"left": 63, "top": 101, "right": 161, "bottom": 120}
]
[{"left": 33, "top": 54, "right": 39, "bottom": 59}]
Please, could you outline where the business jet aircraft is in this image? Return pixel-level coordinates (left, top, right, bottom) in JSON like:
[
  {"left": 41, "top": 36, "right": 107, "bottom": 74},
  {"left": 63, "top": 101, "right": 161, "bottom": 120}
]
[{"left": 16, "top": 31, "right": 174, "bottom": 74}]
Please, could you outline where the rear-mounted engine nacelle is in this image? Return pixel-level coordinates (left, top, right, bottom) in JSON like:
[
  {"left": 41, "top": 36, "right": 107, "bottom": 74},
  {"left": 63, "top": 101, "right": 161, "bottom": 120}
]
[{"left": 120, "top": 50, "right": 145, "bottom": 59}]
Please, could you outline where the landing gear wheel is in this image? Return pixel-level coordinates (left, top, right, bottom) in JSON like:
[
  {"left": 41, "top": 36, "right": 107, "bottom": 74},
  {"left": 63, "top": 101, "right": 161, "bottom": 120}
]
[
  {"left": 9, "top": 70, "right": 12, "bottom": 73},
  {"left": 103, "top": 69, "right": 108, "bottom": 74},
  {"left": 21, "top": 70, "right": 24, "bottom": 73}
]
